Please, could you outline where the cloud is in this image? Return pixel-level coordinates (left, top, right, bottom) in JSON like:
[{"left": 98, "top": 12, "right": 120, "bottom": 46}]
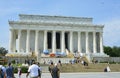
[{"left": 103, "top": 18, "right": 120, "bottom": 47}]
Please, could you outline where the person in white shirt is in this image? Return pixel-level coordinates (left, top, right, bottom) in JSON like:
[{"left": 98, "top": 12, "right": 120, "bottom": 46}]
[
  {"left": 26, "top": 61, "right": 39, "bottom": 78},
  {"left": 106, "top": 66, "right": 111, "bottom": 72}
]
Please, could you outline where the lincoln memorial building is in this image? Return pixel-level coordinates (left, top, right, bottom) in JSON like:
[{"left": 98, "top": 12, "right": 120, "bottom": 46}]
[{"left": 8, "top": 14, "right": 108, "bottom": 58}]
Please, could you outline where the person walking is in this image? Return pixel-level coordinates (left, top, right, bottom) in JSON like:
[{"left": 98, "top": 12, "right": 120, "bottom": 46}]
[
  {"left": 51, "top": 63, "right": 60, "bottom": 78},
  {"left": 0, "top": 65, "right": 6, "bottom": 78},
  {"left": 26, "top": 61, "right": 40, "bottom": 78},
  {"left": 6, "top": 62, "right": 15, "bottom": 78},
  {"left": 37, "top": 62, "right": 42, "bottom": 78},
  {"left": 48, "top": 62, "right": 54, "bottom": 78}
]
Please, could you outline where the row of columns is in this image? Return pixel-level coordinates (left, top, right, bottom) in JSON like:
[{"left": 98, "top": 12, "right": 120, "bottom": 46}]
[{"left": 9, "top": 29, "right": 103, "bottom": 54}]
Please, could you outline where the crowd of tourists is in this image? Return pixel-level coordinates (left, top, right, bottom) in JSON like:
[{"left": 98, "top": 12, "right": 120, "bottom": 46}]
[
  {"left": 0, "top": 61, "right": 42, "bottom": 78},
  {"left": 0, "top": 60, "right": 60, "bottom": 78},
  {"left": 0, "top": 59, "right": 111, "bottom": 78},
  {"left": 0, "top": 62, "right": 15, "bottom": 78}
]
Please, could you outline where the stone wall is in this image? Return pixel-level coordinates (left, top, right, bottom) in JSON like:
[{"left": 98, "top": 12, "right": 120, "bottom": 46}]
[
  {"left": 94, "top": 57, "right": 120, "bottom": 63},
  {"left": 40, "top": 57, "right": 74, "bottom": 64},
  {"left": 6, "top": 57, "right": 36, "bottom": 64},
  {"left": 6, "top": 57, "right": 74, "bottom": 64}
]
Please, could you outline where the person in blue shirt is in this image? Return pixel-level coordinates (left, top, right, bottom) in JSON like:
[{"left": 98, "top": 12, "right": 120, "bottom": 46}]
[{"left": 6, "top": 63, "right": 15, "bottom": 78}]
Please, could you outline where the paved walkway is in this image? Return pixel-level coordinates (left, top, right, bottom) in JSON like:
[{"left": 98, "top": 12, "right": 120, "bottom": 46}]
[{"left": 15, "top": 72, "right": 120, "bottom": 78}]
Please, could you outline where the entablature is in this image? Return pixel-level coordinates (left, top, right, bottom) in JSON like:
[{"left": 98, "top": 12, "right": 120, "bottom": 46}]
[{"left": 9, "top": 21, "right": 103, "bottom": 32}]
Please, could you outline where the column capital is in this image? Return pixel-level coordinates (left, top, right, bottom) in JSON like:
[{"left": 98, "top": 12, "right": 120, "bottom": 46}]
[
  {"left": 35, "top": 30, "right": 39, "bottom": 32},
  {"left": 27, "top": 29, "right": 30, "bottom": 32},
  {"left": 18, "top": 29, "right": 22, "bottom": 33},
  {"left": 44, "top": 30, "right": 47, "bottom": 32},
  {"left": 53, "top": 30, "right": 56, "bottom": 33},
  {"left": 70, "top": 31, "right": 73, "bottom": 33}
]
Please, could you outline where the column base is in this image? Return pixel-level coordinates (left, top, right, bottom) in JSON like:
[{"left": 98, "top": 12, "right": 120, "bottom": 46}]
[
  {"left": 79, "top": 53, "right": 109, "bottom": 63},
  {"left": 92, "top": 53, "right": 109, "bottom": 57},
  {"left": 5, "top": 52, "right": 33, "bottom": 57}
]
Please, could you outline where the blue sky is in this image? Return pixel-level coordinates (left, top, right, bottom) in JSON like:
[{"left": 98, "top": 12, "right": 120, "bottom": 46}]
[{"left": 0, "top": 0, "right": 120, "bottom": 50}]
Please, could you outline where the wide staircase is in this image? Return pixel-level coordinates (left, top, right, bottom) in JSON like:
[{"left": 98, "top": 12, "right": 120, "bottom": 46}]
[
  {"left": 60, "top": 62, "right": 120, "bottom": 72},
  {"left": 40, "top": 54, "right": 120, "bottom": 72},
  {"left": 41, "top": 62, "right": 120, "bottom": 72}
]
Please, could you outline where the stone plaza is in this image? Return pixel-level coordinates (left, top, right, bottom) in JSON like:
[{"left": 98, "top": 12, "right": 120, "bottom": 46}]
[{"left": 15, "top": 72, "right": 120, "bottom": 78}]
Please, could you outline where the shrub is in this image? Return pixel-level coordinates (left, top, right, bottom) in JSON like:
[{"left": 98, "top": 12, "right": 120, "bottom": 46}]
[{"left": 14, "top": 66, "right": 28, "bottom": 73}]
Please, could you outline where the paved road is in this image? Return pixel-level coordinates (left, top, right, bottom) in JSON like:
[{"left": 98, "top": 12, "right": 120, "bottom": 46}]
[{"left": 15, "top": 72, "right": 120, "bottom": 78}]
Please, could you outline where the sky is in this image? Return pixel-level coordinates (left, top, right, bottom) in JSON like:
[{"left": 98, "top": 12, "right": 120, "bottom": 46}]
[{"left": 0, "top": 0, "right": 120, "bottom": 50}]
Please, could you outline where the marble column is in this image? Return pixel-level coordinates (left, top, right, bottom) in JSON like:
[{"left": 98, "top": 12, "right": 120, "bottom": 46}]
[
  {"left": 93, "top": 32, "right": 97, "bottom": 53},
  {"left": 61, "top": 31, "right": 65, "bottom": 52},
  {"left": 26, "top": 30, "right": 30, "bottom": 53},
  {"left": 12, "top": 31, "right": 16, "bottom": 52},
  {"left": 35, "top": 30, "right": 39, "bottom": 54},
  {"left": 78, "top": 32, "right": 81, "bottom": 53},
  {"left": 9, "top": 29, "right": 13, "bottom": 52},
  {"left": 86, "top": 32, "right": 89, "bottom": 54},
  {"left": 18, "top": 30, "right": 21, "bottom": 53},
  {"left": 44, "top": 30, "right": 48, "bottom": 51},
  {"left": 70, "top": 31, "right": 73, "bottom": 53},
  {"left": 52, "top": 31, "right": 56, "bottom": 53},
  {"left": 100, "top": 32, "right": 103, "bottom": 54}
]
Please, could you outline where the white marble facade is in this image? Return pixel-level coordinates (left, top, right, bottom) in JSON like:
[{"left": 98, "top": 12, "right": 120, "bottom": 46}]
[{"left": 9, "top": 14, "right": 106, "bottom": 57}]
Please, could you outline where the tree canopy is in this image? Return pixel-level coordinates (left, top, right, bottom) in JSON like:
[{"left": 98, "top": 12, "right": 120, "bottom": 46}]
[
  {"left": 104, "top": 46, "right": 120, "bottom": 57},
  {"left": 0, "top": 47, "right": 8, "bottom": 56}
]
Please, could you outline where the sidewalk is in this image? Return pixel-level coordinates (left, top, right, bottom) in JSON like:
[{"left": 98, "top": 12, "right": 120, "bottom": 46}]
[{"left": 15, "top": 72, "right": 120, "bottom": 78}]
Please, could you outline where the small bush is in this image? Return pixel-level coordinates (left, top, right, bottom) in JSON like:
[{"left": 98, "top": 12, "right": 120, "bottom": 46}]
[
  {"left": 21, "top": 66, "right": 28, "bottom": 73},
  {"left": 14, "top": 66, "right": 28, "bottom": 73}
]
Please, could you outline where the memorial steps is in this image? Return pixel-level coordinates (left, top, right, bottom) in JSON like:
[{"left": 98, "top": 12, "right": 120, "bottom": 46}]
[
  {"left": 61, "top": 63, "right": 120, "bottom": 72},
  {"left": 41, "top": 63, "right": 120, "bottom": 72}
]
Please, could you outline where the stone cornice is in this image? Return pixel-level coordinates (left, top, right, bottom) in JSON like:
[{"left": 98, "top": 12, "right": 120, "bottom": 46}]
[
  {"left": 9, "top": 21, "right": 104, "bottom": 28},
  {"left": 9, "top": 21, "right": 103, "bottom": 32}
]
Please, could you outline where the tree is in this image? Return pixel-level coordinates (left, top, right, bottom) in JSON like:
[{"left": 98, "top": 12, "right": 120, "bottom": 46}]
[
  {"left": 104, "top": 46, "right": 120, "bottom": 57},
  {"left": 104, "top": 46, "right": 112, "bottom": 56},
  {"left": 0, "top": 47, "right": 8, "bottom": 56},
  {"left": 112, "top": 46, "right": 120, "bottom": 57}
]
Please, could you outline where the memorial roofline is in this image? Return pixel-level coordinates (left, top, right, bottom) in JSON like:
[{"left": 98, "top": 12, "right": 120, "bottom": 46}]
[
  {"left": 19, "top": 14, "right": 93, "bottom": 23},
  {"left": 19, "top": 14, "right": 93, "bottom": 19}
]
